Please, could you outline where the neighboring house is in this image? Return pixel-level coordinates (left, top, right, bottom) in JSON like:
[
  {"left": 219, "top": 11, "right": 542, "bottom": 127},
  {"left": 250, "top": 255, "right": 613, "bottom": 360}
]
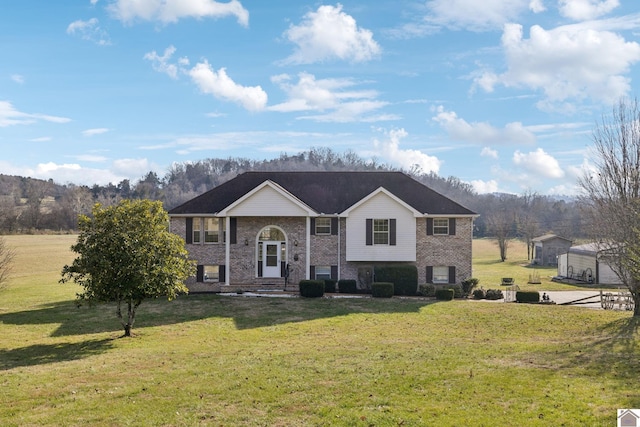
[
  {"left": 532, "top": 234, "right": 572, "bottom": 266},
  {"left": 557, "top": 243, "right": 622, "bottom": 285},
  {"left": 168, "top": 171, "right": 477, "bottom": 292}
]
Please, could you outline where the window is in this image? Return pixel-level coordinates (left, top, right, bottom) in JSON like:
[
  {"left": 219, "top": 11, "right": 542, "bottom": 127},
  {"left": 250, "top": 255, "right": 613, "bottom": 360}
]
[
  {"left": 315, "top": 266, "right": 331, "bottom": 280},
  {"left": 203, "top": 265, "right": 219, "bottom": 282},
  {"left": 192, "top": 218, "right": 201, "bottom": 243},
  {"left": 373, "top": 219, "right": 389, "bottom": 245},
  {"left": 204, "top": 218, "right": 220, "bottom": 243},
  {"left": 433, "top": 218, "right": 449, "bottom": 235},
  {"left": 433, "top": 266, "right": 449, "bottom": 283},
  {"left": 315, "top": 217, "right": 331, "bottom": 235}
]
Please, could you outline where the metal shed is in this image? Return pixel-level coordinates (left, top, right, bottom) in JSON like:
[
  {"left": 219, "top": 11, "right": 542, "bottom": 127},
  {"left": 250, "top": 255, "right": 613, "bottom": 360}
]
[{"left": 556, "top": 243, "right": 621, "bottom": 285}]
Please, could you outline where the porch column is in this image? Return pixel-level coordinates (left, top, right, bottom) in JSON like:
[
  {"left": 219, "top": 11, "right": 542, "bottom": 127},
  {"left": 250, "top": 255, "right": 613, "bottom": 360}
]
[
  {"left": 306, "top": 216, "right": 311, "bottom": 280},
  {"left": 225, "top": 216, "right": 230, "bottom": 285}
]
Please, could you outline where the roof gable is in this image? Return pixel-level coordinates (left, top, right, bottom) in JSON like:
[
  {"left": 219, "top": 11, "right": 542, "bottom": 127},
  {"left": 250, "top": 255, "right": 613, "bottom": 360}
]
[
  {"left": 342, "top": 187, "right": 422, "bottom": 217},
  {"left": 219, "top": 180, "right": 314, "bottom": 216},
  {"left": 169, "top": 171, "right": 476, "bottom": 216}
]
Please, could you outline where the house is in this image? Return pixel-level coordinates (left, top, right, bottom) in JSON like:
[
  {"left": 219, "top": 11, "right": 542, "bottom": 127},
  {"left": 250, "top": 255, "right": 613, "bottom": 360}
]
[
  {"left": 618, "top": 409, "right": 640, "bottom": 427},
  {"left": 532, "top": 234, "right": 572, "bottom": 266},
  {"left": 168, "top": 171, "right": 477, "bottom": 292},
  {"left": 556, "top": 243, "right": 622, "bottom": 285}
]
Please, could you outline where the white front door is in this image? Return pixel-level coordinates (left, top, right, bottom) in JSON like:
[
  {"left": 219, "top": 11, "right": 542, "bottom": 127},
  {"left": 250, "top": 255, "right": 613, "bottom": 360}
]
[{"left": 262, "top": 241, "right": 281, "bottom": 277}]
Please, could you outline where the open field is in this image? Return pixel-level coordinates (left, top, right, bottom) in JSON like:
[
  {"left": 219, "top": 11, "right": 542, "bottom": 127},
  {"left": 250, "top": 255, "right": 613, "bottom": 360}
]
[{"left": 0, "top": 235, "right": 638, "bottom": 426}]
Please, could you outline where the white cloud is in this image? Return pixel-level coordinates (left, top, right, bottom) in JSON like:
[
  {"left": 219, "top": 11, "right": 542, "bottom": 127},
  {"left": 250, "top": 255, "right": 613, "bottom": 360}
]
[
  {"left": 481, "top": 147, "right": 499, "bottom": 158},
  {"left": 29, "top": 137, "right": 51, "bottom": 142},
  {"left": 470, "top": 179, "right": 499, "bottom": 194},
  {"left": 75, "top": 154, "right": 109, "bottom": 162},
  {"left": 82, "top": 128, "right": 109, "bottom": 136},
  {"left": 188, "top": 61, "right": 267, "bottom": 112},
  {"left": 425, "top": 0, "right": 532, "bottom": 31},
  {"left": 282, "top": 4, "right": 380, "bottom": 64},
  {"left": 0, "top": 101, "right": 71, "bottom": 127},
  {"left": 143, "top": 45, "right": 187, "bottom": 79},
  {"left": 513, "top": 148, "right": 565, "bottom": 178},
  {"left": 66, "top": 18, "right": 111, "bottom": 45},
  {"left": 559, "top": 0, "right": 619, "bottom": 21},
  {"left": 269, "top": 72, "right": 393, "bottom": 123},
  {"left": 11, "top": 74, "right": 24, "bottom": 84},
  {"left": 476, "top": 23, "right": 640, "bottom": 109},
  {"left": 108, "top": 0, "right": 249, "bottom": 26},
  {"left": 373, "top": 128, "right": 441, "bottom": 174},
  {"left": 529, "top": 0, "right": 546, "bottom": 13},
  {"left": 432, "top": 105, "right": 536, "bottom": 144}
]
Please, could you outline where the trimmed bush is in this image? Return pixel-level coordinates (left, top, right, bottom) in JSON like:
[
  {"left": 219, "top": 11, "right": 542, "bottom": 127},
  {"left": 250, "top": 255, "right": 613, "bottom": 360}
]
[
  {"left": 435, "top": 288, "right": 455, "bottom": 301},
  {"left": 485, "top": 289, "right": 503, "bottom": 300},
  {"left": 324, "top": 279, "right": 336, "bottom": 293},
  {"left": 299, "top": 280, "right": 325, "bottom": 298},
  {"left": 472, "top": 289, "right": 486, "bottom": 300},
  {"left": 516, "top": 291, "right": 540, "bottom": 303},
  {"left": 374, "top": 265, "right": 418, "bottom": 296},
  {"left": 418, "top": 283, "right": 436, "bottom": 297},
  {"left": 371, "top": 282, "right": 394, "bottom": 298},
  {"left": 338, "top": 279, "right": 357, "bottom": 294},
  {"left": 461, "top": 278, "right": 480, "bottom": 297}
]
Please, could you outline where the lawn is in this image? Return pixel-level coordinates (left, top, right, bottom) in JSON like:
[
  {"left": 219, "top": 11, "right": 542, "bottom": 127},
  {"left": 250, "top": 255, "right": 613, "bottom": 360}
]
[{"left": 0, "top": 235, "right": 638, "bottom": 426}]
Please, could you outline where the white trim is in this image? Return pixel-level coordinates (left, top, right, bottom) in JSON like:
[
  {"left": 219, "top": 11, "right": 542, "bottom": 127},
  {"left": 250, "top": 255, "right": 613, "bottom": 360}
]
[
  {"left": 306, "top": 216, "right": 311, "bottom": 280},
  {"left": 341, "top": 187, "right": 422, "bottom": 217},
  {"left": 218, "top": 180, "right": 317, "bottom": 216},
  {"left": 225, "top": 217, "right": 230, "bottom": 285}
]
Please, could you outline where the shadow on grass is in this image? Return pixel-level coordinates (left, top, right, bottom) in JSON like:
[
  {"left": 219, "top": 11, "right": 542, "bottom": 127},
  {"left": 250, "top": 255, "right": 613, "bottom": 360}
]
[
  {"left": 0, "top": 338, "right": 115, "bottom": 371},
  {"left": 0, "top": 294, "right": 437, "bottom": 336}
]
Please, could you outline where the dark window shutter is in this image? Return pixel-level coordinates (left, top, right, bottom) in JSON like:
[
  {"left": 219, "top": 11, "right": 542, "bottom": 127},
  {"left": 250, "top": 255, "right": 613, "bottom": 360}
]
[
  {"left": 310, "top": 218, "right": 316, "bottom": 235},
  {"left": 331, "top": 265, "right": 338, "bottom": 280},
  {"left": 219, "top": 265, "right": 226, "bottom": 283},
  {"left": 230, "top": 217, "right": 237, "bottom": 244},
  {"left": 426, "top": 218, "right": 433, "bottom": 236},
  {"left": 281, "top": 261, "right": 286, "bottom": 277},
  {"left": 426, "top": 266, "right": 433, "bottom": 283},
  {"left": 196, "top": 264, "right": 203, "bottom": 282},
  {"left": 449, "top": 218, "right": 456, "bottom": 236},
  {"left": 331, "top": 218, "right": 338, "bottom": 235},
  {"left": 366, "top": 219, "right": 373, "bottom": 245},
  {"left": 258, "top": 261, "right": 263, "bottom": 277},
  {"left": 186, "top": 218, "right": 193, "bottom": 244},
  {"left": 448, "top": 266, "right": 456, "bottom": 284},
  {"left": 389, "top": 219, "right": 396, "bottom": 246},
  {"left": 310, "top": 265, "right": 316, "bottom": 279}
]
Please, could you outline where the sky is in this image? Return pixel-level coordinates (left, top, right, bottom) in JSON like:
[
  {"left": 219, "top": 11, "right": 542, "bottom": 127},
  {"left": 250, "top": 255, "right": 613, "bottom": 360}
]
[{"left": 1, "top": 0, "right": 640, "bottom": 195}]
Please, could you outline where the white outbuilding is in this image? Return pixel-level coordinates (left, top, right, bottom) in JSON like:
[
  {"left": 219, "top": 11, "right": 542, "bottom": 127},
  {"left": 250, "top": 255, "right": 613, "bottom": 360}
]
[{"left": 556, "top": 243, "right": 622, "bottom": 285}]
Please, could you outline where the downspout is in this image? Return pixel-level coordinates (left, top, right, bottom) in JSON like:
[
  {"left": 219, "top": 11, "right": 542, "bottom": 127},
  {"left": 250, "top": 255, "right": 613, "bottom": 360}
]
[
  {"left": 225, "top": 216, "right": 230, "bottom": 285},
  {"left": 306, "top": 216, "right": 311, "bottom": 280},
  {"left": 337, "top": 215, "right": 341, "bottom": 281}
]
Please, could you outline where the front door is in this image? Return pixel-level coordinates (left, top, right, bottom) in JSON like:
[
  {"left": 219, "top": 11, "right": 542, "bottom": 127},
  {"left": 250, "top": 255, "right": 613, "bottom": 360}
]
[{"left": 262, "top": 241, "right": 281, "bottom": 277}]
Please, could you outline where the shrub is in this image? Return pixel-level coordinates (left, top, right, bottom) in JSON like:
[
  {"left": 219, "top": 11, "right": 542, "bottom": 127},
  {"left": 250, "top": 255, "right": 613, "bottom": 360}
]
[
  {"left": 472, "top": 289, "right": 485, "bottom": 299},
  {"left": 374, "top": 265, "right": 418, "bottom": 296},
  {"left": 435, "top": 288, "right": 454, "bottom": 301},
  {"left": 299, "top": 280, "right": 325, "bottom": 298},
  {"left": 338, "top": 279, "right": 357, "bottom": 294},
  {"left": 324, "top": 279, "right": 336, "bottom": 293},
  {"left": 461, "top": 278, "right": 480, "bottom": 297},
  {"left": 371, "top": 282, "right": 394, "bottom": 298},
  {"left": 516, "top": 291, "right": 540, "bottom": 303},
  {"left": 418, "top": 283, "right": 436, "bottom": 297},
  {"left": 485, "top": 289, "right": 504, "bottom": 300}
]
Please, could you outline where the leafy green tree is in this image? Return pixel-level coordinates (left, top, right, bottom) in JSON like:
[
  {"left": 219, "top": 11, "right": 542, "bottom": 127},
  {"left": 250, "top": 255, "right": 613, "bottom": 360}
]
[{"left": 60, "top": 199, "right": 196, "bottom": 336}]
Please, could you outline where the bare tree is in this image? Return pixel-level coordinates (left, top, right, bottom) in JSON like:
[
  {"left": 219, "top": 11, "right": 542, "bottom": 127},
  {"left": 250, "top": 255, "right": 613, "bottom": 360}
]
[
  {"left": 486, "top": 209, "right": 514, "bottom": 262},
  {"left": 0, "top": 237, "right": 15, "bottom": 290},
  {"left": 578, "top": 97, "right": 640, "bottom": 315}
]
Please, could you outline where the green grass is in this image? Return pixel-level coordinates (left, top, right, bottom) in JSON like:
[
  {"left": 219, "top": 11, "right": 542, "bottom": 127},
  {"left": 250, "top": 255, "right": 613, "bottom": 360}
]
[{"left": 0, "top": 235, "right": 638, "bottom": 426}]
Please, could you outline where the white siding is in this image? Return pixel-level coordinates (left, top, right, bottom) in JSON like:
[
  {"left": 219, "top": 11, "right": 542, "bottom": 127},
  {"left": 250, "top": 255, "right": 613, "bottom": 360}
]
[
  {"left": 226, "top": 185, "right": 309, "bottom": 217},
  {"left": 567, "top": 253, "right": 596, "bottom": 279},
  {"left": 598, "top": 261, "right": 622, "bottom": 285},
  {"left": 345, "top": 192, "right": 416, "bottom": 262},
  {"left": 557, "top": 253, "right": 567, "bottom": 276}
]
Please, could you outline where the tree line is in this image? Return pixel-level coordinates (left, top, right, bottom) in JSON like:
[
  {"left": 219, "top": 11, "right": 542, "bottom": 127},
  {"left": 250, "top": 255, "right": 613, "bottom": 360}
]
[{"left": 0, "top": 147, "right": 585, "bottom": 249}]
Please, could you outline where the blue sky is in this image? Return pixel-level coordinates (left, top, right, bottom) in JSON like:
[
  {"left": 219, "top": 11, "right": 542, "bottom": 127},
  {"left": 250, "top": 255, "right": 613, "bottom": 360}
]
[{"left": 1, "top": 0, "right": 640, "bottom": 195}]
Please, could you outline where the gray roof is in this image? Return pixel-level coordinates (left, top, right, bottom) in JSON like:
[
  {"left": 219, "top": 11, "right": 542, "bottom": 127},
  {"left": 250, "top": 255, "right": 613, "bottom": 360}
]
[{"left": 169, "top": 171, "right": 476, "bottom": 216}]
